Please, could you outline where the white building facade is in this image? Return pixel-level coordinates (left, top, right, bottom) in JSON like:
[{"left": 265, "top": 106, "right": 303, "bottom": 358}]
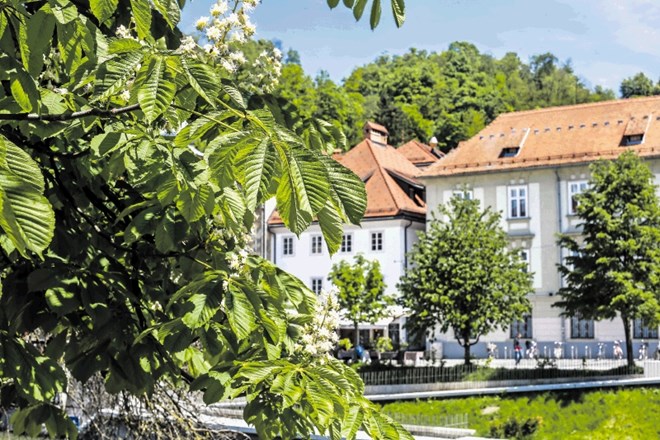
[
  {"left": 420, "top": 97, "right": 660, "bottom": 359},
  {"left": 270, "top": 219, "right": 424, "bottom": 299},
  {"left": 268, "top": 122, "right": 440, "bottom": 349}
]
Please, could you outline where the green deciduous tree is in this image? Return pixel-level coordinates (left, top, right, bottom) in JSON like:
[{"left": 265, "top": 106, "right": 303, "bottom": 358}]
[
  {"left": 339, "top": 44, "right": 613, "bottom": 149},
  {"left": 277, "top": 42, "right": 615, "bottom": 152},
  {"left": 556, "top": 152, "right": 660, "bottom": 367},
  {"left": 0, "top": 0, "right": 411, "bottom": 438},
  {"left": 620, "top": 72, "right": 657, "bottom": 99},
  {"left": 399, "top": 196, "right": 533, "bottom": 365},
  {"left": 328, "top": 254, "right": 391, "bottom": 348},
  {"left": 275, "top": 63, "right": 318, "bottom": 120}
]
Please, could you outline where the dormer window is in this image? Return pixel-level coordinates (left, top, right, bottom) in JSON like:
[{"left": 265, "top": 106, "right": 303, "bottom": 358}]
[
  {"left": 622, "top": 115, "right": 650, "bottom": 146},
  {"left": 499, "top": 147, "right": 520, "bottom": 158},
  {"left": 623, "top": 134, "right": 643, "bottom": 146}
]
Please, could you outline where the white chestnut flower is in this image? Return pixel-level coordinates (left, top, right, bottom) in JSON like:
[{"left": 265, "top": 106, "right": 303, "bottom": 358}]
[
  {"left": 293, "top": 289, "right": 341, "bottom": 359},
  {"left": 225, "top": 13, "right": 240, "bottom": 26},
  {"left": 196, "top": 16, "right": 210, "bottom": 30},
  {"left": 206, "top": 25, "right": 223, "bottom": 41},
  {"left": 115, "top": 25, "right": 133, "bottom": 39},
  {"left": 211, "top": 1, "right": 228, "bottom": 16},
  {"left": 229, "top": 51, "right": 246, "bottom": 65},
  {"left": 220, "top": 59, "right": 237, "bottom": 73},
  {"left": 177, "top": 36, "right": 198, "bottom": 54}
]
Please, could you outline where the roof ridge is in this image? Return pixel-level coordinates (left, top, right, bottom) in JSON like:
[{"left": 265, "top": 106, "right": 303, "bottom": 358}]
[
  {"left": 412, "top": 139, "right": 428, "bottom": 151},
  {"left": 495, "top": 96, "right": 660, "bottom": 119}
]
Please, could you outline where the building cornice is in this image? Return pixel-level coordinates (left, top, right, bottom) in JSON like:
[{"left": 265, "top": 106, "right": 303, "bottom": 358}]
[
  {"left": 267, "top": 212, "right": 426, "bottom": 231},
  {"left": 418, "top": 151, "right": 660, "bottom": 180}
]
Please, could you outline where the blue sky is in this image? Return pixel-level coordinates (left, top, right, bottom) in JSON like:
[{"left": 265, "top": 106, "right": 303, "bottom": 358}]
[{"left": 180, "top": 0, "right": 660, "bottom": 93}]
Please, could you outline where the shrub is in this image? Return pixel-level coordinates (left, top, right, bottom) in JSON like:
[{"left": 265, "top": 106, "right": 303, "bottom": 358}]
[
  {"left": 376, "top": 337, "right": 394, "bottom": 352},
  {"left": 339, "top": 338, "right": 353, "bottom": 351},
  {"left": 489, "top": 416, "right": 542, "bottom": 439}
]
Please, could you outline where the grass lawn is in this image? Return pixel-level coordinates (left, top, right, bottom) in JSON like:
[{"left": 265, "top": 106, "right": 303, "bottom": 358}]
[{"left": 382, "top": 387, "right": 660, "bottom": 439}]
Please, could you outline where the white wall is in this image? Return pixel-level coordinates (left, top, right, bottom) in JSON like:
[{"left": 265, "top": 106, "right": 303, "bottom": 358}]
[{"left": 269, "top": 218, "right": 425, "bottom": 297}]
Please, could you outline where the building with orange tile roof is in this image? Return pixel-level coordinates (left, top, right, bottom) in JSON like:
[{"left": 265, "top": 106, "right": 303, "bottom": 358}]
[
  {"left": 397, "top": 139, "right": 445, "bottom": 169},
  {"left": 267, "top": 122, "right": 441, "bottom": 349},
  {"left": 419, "top": 96, "right": 660, "bottom": 359}
]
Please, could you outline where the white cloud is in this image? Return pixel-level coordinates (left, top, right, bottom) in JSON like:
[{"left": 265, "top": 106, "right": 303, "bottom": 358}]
[{"left": 576, "top": 0, "right": 660, "bottom": 57}]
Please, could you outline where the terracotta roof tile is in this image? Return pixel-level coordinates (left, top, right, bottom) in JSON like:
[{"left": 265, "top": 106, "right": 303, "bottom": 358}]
[
  {"left": 364, "top": 121, "right": 389, "bottom": 134},
  {"left": 420, "top": 96, "right": 660, "bottom": 177},
  {"left": 397, "top": 140, "right": 444, "bottom": 166}
]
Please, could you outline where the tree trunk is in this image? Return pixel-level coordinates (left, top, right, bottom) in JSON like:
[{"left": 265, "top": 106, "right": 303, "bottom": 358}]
[
  {"left": 463, "top": 342, "right": 471, "bottom": 365},
  {"left": 462, "top": 330, "right": 471, "bottom": 365},
  {"left": 354, "top": 321, "right": 360, "bottom": 349},
  {"left": 622, "top": 315, "right": 634, "bottom": 367}
]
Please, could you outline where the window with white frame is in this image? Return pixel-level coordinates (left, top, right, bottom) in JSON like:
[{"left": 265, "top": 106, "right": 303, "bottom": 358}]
[
  {"left": 371, "top": 231, "right": 383, "bottom": 251},
  {"left": 310, "top": 235, "right": 323, "bottom": 255},
  {"left": 634, "top": 318, "right": 659, "bottom": 339},
  {"left": 508, "top": 185, "right": 528, "bottom": 218},
  {"left": 311, "top": 277, "right": 323, "bottom": 295},
  {"left": 623, "top": 134, "right": 643, "bottom": 146},
  {"left": 520, "top": 249, "right": 530, "bottom": 273},
  {"left": 571, "top": 315, "right": 594, "bottom": 339},
  {"left": 452, "top": 189, "right": 473, "bottom": 200},
  {"left": 340, "top": 233, "right": 353, "bottom": 253},
  {"left": 282, "top": 236, "right": 294, "bottom": 256},
  {"left": 510, "top": 315, "right": 532, "bottom": 338},
  {"left": 568, "top": 181, "right": 589, "bottom": 215}
]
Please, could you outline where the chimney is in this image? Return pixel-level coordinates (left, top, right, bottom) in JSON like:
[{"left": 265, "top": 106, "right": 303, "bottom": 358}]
[
  {"left": 429, "top": 136, "right": 443, "bottom": 157},
  {"left": 363, "top": 121, "right": 389, "bottom": 145}
]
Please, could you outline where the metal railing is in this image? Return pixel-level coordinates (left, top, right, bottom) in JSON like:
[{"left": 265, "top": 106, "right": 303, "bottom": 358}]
[{"left": 359, "top": 358, "right": 650, "bottom": 387}]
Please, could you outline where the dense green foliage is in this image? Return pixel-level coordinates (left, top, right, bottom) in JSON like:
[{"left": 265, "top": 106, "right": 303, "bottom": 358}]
[
  {"left": 556, "top": 152, "right": 660, "bottom": 367},
  {"left": 328, "top": 254, "right": 391, "bottom": 347},
  {"left": 398, "top": 196, "right": 533, "bottom": 364},
  {"left": 620, "top": 72, "right": 660, "bottom": 98},
  {"left": 0, "top": 0, "right": 413, "bottom": 438},
  {"left": 275, "top": 44, "right": 616, "bottom": 148},
  {"left": 382, "top": 388, "right": 660, "bottom": 439}
]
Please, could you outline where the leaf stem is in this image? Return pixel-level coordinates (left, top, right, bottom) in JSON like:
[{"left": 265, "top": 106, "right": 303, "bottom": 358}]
[
  {"left": 0, "top": 104, "right": 141, "bottom": 121},
  {"left": 170, "top": 104, "right": 240, "bottom": 133}
]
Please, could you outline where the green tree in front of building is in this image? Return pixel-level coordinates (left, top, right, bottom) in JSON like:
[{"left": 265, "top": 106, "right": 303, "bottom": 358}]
[
  {"left": 329, "top": 254, "right": 392, "bottom": 348},
  {"left": 399, "top": 196, "right": 533, "bottom": 365},
  {"left": 556, "top": 151, "right": 660, "bottom": 367}
]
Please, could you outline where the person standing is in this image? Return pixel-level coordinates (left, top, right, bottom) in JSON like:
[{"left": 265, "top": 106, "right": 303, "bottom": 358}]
[{"left": 514, "top": 333, "right": 522, "bottom": 365}]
